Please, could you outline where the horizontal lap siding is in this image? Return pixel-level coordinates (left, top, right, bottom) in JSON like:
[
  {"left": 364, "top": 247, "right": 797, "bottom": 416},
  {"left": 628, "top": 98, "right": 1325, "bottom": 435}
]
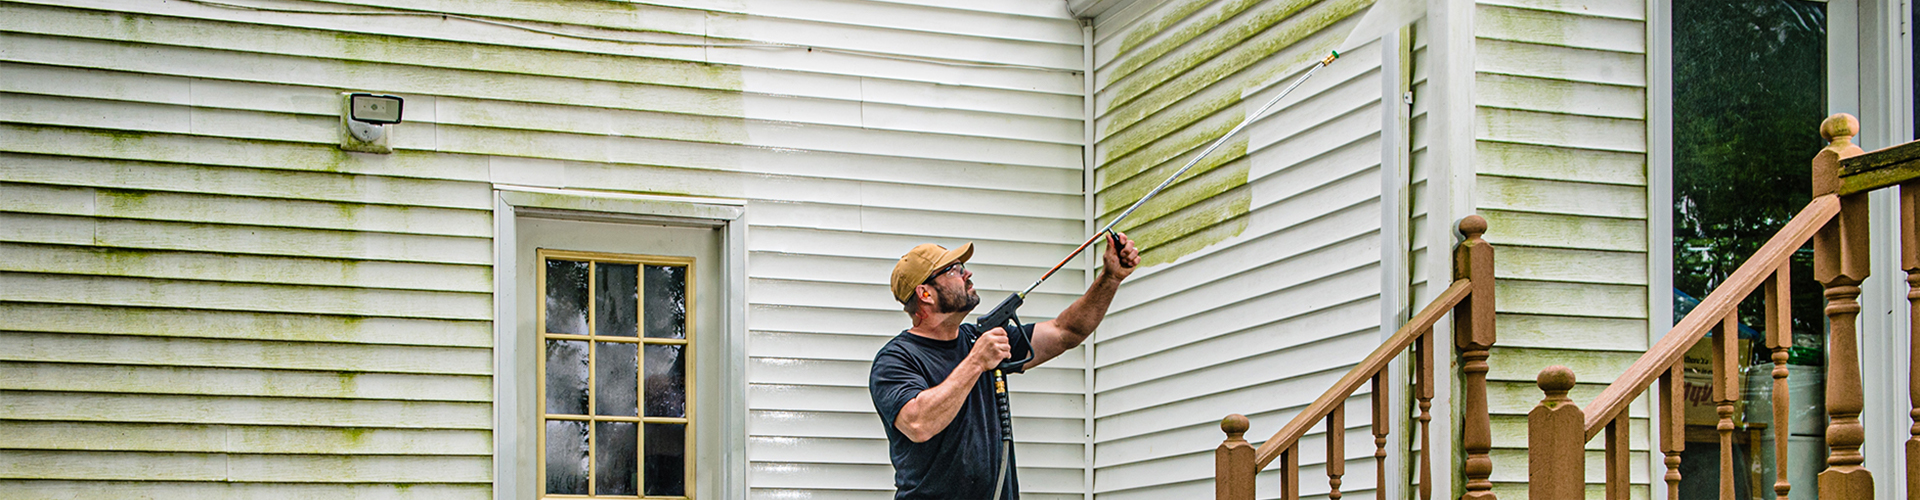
[
  {"left": 1471, "top": 0, "right": 1651, "bottom": 497},
  {"left": 0, "top": 0, "right": 1088, "bottom": 497},
  {"left": 1088, "top": 0, "right": 1385, "bottom": 497}
]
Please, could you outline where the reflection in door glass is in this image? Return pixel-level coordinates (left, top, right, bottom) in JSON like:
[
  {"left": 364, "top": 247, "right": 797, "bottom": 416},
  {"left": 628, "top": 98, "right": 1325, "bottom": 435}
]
[
  {"left": 645, "top": 265, "right": 687, "bottom": 339},
  {"left": 595, "top": 342, "right": 638, "bottom": 417},
  {"left": 645, "top": 344, "right": 687, "bottom": 418},
  {"left": 1672, "top": 0, "right": 1825, "bottom": 496},
  {"left": 1674, "top": 0, "right": 1825, "bottom": 345},
  {"left": 546, "top": 259, "right": 590, "bottom": 335},
  {"left": 539, "top": 251, "right": 693, "bottom": 498},
  {"left": 545, "top": 419, "right": 589, "bottom": 495},
  {"left": 595, "top": 421, "right": 639, "bottom": 495},
  {"left": 597, "top": 263, "right": 638, "bottom": 337},
  {"left": 645, "top": 423, "right": 687, "bottom": 496},
  {"left": 545, "top": 340, "right": 588, "bottom": 415}
]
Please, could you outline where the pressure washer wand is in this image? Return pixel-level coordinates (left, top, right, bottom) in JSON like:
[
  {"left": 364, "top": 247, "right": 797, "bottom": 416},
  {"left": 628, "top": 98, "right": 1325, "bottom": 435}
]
[
  {"left": 1015, "top": 50, "right": 1342, "bottom": 299},
  {"left": 979, "top": 50, "right": 1342, "bottom": 500}
]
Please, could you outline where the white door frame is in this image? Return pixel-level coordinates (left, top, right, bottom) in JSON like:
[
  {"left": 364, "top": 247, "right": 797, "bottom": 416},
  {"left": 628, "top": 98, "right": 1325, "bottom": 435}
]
[{"left": 491, "top": 185, "right": 749, "bottom": 500}]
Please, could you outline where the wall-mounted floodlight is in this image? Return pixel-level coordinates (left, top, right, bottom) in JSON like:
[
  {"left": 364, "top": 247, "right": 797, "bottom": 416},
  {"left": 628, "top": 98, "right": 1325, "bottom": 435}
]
[
  {"left": 350, "top": 93, "right": 404, "bottom": 125},
  {"left": 340, "top": 92, "right": 403, "bottom": 153}
]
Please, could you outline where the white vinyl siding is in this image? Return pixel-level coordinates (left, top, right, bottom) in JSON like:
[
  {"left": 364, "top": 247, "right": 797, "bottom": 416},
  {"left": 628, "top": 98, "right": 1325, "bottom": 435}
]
[
  {"left": 0, "top": 0, "right": 1087, "bottom": 498},
  {"left": 1086, "top": 0, "right": 1390, "bottom": 498},
  {"left": 1471, "top": 0, "right": 1652, "bottom": 496}
]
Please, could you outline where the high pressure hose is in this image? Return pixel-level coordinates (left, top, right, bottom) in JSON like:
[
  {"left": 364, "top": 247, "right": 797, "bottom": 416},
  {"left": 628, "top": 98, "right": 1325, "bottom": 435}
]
[
  {"left": 991, "top": 368, "right": 1013, "bottom": 500},
  {"left": 992, "top": 434, "right": 1010, "bottom": 500}
]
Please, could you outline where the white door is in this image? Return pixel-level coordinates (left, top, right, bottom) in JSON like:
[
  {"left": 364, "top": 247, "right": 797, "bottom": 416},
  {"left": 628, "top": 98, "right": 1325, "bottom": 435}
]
[{"left": 510, "top": 215, "right": 724, "bottom": 500}]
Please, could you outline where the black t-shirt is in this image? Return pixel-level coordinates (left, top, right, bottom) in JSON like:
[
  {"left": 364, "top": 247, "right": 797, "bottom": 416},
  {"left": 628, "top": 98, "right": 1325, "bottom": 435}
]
[{"left": 869, "top": 322, "right": 1035, "bottom": 500}]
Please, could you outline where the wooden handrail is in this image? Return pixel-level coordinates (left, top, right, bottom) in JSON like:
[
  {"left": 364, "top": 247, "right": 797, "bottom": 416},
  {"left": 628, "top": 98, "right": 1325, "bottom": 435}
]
[
  {"left": 1251, "top": 278, "right": 1472, "bottom": 469},
  {"left": 1577, "top": 194, "right": 1838, "bottom": 439},
  {"left": 1837, "top": 131, "right": 1920, "bottom": 195},
  {"left": 1219, "top": 215, "right": 1497, "bottom": 500}
]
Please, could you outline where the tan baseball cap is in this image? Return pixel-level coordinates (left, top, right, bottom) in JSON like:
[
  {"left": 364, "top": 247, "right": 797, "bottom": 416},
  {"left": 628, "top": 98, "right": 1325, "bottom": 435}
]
[{"left": 890, "top": 242, "right": 974, "bottom": 304}]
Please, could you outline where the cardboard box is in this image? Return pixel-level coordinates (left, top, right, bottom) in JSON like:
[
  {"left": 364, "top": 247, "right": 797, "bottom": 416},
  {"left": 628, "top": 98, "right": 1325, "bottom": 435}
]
[{"left": 1681, "top": 336, "right": 1751, "bottom": 427}]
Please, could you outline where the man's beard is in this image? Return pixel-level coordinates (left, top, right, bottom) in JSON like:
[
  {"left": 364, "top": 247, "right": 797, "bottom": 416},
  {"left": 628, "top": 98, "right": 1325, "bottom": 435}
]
[{"left": 934, "top": 280, "right": 981, "bottom": 314}]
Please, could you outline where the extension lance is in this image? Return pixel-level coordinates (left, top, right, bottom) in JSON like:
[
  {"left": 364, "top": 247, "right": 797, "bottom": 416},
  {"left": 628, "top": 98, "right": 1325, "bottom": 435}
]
[{"left": 973, "top": 51, "right": 1346, "bottom": 500}]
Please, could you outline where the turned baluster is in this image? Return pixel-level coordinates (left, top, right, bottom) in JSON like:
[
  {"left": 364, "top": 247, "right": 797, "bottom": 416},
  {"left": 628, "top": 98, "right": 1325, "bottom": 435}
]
[
  {"left": 1417, "top": 327, "right": 1434, "bottom": 500},
  {"left": 1604, "top": 412, "right": 1630, "bottom": 500},
  {"left": 1714, "top": 313, "right": 1740, "bottom": 500},
  {"left": 1283, "top": 442, "right": 1301, "bottom": 500},
  {"left": 1765, "top": 266, "right": 1793, "bottom": 500},
  {"left": 1328, "top": 403, "right": 1345, "bottom": 500},
  {"left": 1661, "top": 363, "right": 1685, "bottom": 500},
  {"left": 1372, "top": 373, "right": 1389, "bottom": 500}
]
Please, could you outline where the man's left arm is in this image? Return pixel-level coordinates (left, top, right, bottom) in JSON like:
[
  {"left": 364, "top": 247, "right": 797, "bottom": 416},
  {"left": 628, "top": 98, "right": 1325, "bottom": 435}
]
[{"left": 1023, "top": 232, "right": 1140, "bottom": 371}]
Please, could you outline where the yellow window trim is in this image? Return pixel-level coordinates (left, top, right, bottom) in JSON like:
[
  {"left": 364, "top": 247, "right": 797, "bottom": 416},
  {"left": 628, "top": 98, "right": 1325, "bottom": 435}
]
[{"left": 536, "top": 248, "right": 698, "bottom": 500}]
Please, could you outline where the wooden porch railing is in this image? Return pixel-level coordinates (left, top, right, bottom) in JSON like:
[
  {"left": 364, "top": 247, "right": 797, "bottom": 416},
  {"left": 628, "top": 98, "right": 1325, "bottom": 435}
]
[
  {"left": 1527, "top": 112, "right": 1920, "bottom": 500},
  {"left": 1216, "top": 215, "right": 1497, "bottom": 500}
]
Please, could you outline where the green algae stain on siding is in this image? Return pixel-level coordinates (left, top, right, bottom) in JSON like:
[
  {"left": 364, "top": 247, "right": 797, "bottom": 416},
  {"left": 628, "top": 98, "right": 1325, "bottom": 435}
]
[
  {"left": 1101, "top": 112, "right": 1244, "bottom": 190},
  {"left": 1475, "top": 6, "right": 1586, "bottom": 49},
  {"left": 1107, "top": 0, "right": 1355, "bottom": 114},
  {"left": 1111, "top": 0, "right": 1268, "bottom": 82},
  {"left": 1106, "top": 0, "right": 1366, "bottom": 122},
  {"left": 1124, "top": 184, "right": 1253, "bottom": 267},
  {"left": 320, "top": 22, "right": 746, "bottom": 93},
  {"left": 1102, "top": 151, "right": 1250, "bottom": 225},
  {"left": 1137, "top": 203, "right": 1251, "bottom": 266},
  {"left": 1096, "top": 134, "right": 1251, "bottom": 266},
  {"left": 1117, "top": 0, "right": 1228, "bottom": 56},
  {"left": 1103, "top": 19, "right": 1344, "bottom": 148}
]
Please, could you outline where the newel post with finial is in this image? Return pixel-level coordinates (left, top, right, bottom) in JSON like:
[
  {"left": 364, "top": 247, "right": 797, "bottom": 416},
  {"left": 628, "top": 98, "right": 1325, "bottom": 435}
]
[
  {"left": 1454, "top": 215, "right": 1497, "bottom": 500},
  {"left": 1812, "top": 113, "right": 1875, "bottom": 499},
  {"left": 1530, "top": 366, "right": 1584, "bottom": 500},
  {"left": 1216, "top": 414, "right": 1255, "bottom": 500}
]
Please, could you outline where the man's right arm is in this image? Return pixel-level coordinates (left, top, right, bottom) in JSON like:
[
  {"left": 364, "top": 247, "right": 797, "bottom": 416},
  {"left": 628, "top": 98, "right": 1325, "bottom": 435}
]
[{"left": 892, "top": 327, "right": 1010, "bottom": 442}]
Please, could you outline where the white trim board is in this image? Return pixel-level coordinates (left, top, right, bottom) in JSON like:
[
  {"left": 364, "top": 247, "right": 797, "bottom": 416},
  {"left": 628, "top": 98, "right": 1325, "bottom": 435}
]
[{"left": 1646, "top": 0, "right": 1675, "bottom": 498}]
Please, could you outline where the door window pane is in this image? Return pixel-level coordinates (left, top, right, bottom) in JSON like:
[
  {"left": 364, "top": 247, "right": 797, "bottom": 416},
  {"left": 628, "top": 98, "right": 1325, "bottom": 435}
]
[
  {"left": 646, "top": 344, "right": 687, "bottom": 418},
  {"left": 597, "top": 263, "right": 638, "bottom": 337},
  {"left": 546, "top": 260, "right": 590, "bottom": 335},
  {"left": 595, "top": 342, "right": 638, "bottom": 417},
  {"left": 644, "top": 423, "right": 687, "bottom": 497},
  {"left": 546, "top": 340, "right": 588, "bottom": 415},
  {"left": 645, "top": 265, "right": 687, "bottom": 339},
  {"left": 546, "top": 420, "right": 589, "bottom": 495},
  {"left": 595, "top": 421, "right": 639, "bottom": 496}
]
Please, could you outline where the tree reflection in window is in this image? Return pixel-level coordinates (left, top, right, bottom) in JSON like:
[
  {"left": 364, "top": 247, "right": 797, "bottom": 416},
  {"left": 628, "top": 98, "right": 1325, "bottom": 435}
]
[
  {"left": 1672, "top": 1, "right": 1826, "bottom": 497},
  {"left": 1674, "top": 0, "right": 1826, "bottom": 358},
  {"left": 540, "top": 251, "right": 694, "bottom": 498}
]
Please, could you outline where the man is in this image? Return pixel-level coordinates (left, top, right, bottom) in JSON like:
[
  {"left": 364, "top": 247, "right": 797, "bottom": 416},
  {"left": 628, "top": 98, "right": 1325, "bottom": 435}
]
[{"left": 868, "top": 234, "right": 1140, "bottom": 500}]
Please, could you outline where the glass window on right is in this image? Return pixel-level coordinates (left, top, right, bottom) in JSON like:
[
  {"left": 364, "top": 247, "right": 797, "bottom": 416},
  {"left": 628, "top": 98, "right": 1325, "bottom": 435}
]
[{"left": 1671, "top": 0, "right": 1827, "bottom": 497}]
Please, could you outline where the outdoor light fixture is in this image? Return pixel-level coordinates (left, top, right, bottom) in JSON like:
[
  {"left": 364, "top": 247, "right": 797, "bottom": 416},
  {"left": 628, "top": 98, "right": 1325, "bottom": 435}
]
[
  {"left": 340, "top": 92, "right": 403, "bottom": 153},
  {"left": 350, "top": 93, "right": 404, "bottom": 125}
]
